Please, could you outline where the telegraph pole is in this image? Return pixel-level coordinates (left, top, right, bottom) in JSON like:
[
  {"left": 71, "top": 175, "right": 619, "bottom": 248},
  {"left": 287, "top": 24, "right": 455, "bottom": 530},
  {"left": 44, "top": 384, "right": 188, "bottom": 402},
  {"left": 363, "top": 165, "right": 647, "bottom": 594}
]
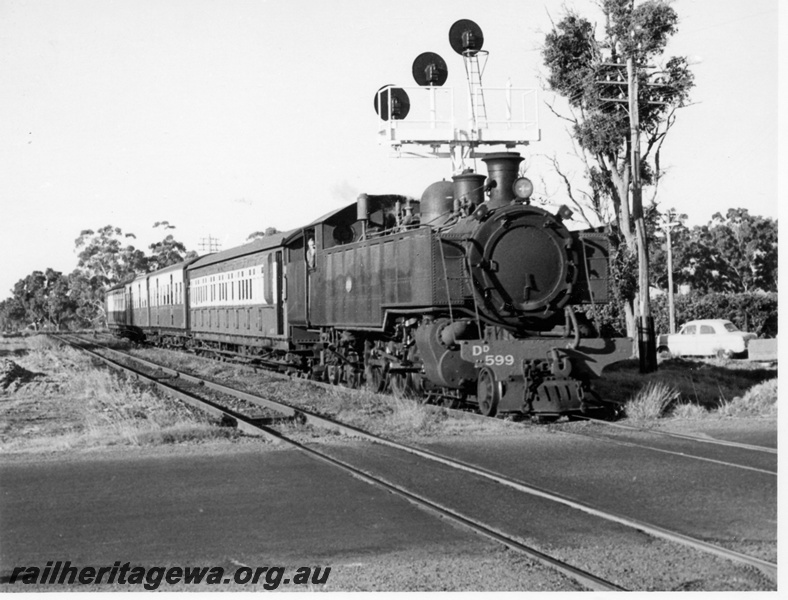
[
  {"left": 198, "top": 235, "right": 222, "bottom": 254},
  {"left": 662, "top": 211, "right": 679, "bottom": 334},
  {"left": 627, "top": 33, "right": 657, "bottom": 372},
  {"left": 666, "top": 221, "right": 676, "bottom": 334},
  {"left": 596, "top": 10, "right": 674, "bottom": 371}
]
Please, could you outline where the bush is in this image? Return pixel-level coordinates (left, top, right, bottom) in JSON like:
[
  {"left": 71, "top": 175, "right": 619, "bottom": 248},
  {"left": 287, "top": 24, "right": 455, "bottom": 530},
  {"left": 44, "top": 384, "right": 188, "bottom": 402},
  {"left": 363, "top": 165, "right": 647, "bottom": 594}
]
[
  {"left": 577, "top": 291, "right": 777, "bottom": 338},
  {"left": 576, "top": 302, "right": 627, "bottom": 337},
  {"left": 650, "top": 291, "right": 777, "bottom": 336},
  {"left": 717, "top": 379, "right": 777, "bottom": 418}
]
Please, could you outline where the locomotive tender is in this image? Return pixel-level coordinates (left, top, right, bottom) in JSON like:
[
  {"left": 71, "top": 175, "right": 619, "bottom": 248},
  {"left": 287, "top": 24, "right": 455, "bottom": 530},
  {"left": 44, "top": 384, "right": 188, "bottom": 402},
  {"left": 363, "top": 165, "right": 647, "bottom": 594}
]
[{"left": 107, "top": 152, "right": 632, "bottom": 418}]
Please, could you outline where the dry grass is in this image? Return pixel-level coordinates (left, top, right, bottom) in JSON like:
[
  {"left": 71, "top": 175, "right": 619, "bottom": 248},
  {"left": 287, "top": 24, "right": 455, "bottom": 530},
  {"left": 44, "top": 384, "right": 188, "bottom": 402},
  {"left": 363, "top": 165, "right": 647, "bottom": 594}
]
[
  {"left": 68, "top": 368, "right": 234, "bottom": 447},
  {"left": 331, "top": 387, "right": 450, "bottom": 438},
  {"left": 624, "top": 381, "right": 681, "bottom": 422},
  {"left": 599, "top": 358, "right": 777, "bottom": 423},
  {"left": 1, "top": 336, "right": 239, "bottom": 454},
  {"left": 670, "top": 402, "right": 709, "bottom": 419},
  {"left": 717, "top": 379, "right": 777, "bottom": 418}
]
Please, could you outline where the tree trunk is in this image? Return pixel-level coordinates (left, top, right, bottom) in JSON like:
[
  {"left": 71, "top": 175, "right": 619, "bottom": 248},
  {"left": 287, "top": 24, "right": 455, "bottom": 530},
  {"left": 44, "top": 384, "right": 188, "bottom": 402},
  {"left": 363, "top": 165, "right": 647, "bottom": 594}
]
[
  {"left": 603, "top": 153, "right": 635, "bottom": 248},
  {"left": 624, "top": 298, "right": 637, "bottom": 346},
  {"left": 604, "top": 155, "right": 639, "bottom": 341}
]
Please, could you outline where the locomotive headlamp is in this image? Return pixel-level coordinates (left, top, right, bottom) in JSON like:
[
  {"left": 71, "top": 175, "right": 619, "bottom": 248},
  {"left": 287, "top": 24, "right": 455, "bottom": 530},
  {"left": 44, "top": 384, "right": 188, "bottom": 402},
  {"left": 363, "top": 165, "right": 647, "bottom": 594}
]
[{"left": 512, "top": 177, "right": 534, "bottom": 200}]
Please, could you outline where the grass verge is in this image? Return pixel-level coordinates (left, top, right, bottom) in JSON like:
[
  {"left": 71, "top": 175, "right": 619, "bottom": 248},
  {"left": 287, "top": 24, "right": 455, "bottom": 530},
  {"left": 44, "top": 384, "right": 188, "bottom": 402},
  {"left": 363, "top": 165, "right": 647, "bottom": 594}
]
[
  {"left": 1, "top": 336, "right": 240, "bottom": 454},
  {"left": 596, "top": 358, "right": 777, "bottom": 423}
]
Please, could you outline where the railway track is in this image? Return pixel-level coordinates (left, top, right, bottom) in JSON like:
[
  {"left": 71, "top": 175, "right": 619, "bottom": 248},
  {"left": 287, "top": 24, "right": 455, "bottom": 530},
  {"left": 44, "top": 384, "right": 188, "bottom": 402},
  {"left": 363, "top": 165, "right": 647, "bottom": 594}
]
[
  {"left": 430, "top": 405, "right": 777, "bottom": 475},
  {"left": 544, "top": 420, "right": 777, "bottom": 476},
  {"left": 575, "top": 415, "right": 777, "bottom": 454},
  {"left": 94, "top": 333, "right": 777, "bottom": 475},
  {"left": 58, "top": 334, "right": 777, "bottom": 588},
  {"left": 57, "top": 334, "right": 622, "bottom": 591}
]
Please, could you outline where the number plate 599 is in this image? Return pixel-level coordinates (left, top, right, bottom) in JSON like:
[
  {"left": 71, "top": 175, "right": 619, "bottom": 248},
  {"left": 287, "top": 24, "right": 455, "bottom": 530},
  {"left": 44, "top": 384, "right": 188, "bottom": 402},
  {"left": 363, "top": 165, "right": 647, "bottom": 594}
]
[
  {"left": 468, "top": 344, "right": 516, "bottom": 368},
  {"left": 484, "top": 354, "right": 514, "bottom": 366}
]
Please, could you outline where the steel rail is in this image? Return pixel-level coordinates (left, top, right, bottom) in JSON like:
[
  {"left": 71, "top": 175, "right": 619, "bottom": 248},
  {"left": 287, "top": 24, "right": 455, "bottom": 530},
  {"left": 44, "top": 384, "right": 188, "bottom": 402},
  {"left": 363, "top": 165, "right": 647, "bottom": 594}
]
[
  {"left": 446, "top": 407, "right": 775, "bottom": 475},
  {"left": 576, "top": 416, "right": 777, "bottom": 454},
  {"left": 556, "top": 430, "right": 776, "bottom": 476},
  {"left": 260, "top": 430, "right": 626, "bottom": 592},
  {"left": 58, "top": 334, "right": 623, "bottom": 592},
  {"left": 66, "top": 335, "right": 777, "bottom": 582}
]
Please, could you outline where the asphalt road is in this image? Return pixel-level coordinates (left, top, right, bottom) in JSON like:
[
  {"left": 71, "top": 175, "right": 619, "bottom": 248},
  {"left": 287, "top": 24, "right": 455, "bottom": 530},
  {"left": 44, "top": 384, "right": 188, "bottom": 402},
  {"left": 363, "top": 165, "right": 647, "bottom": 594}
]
[
  {"left": 421, "top": 431, "right": 777, "bottom": 560},
  {"left": 0, "top": 447, "right": 482, "bottom": 569},
  {"left": 0, "top": 421, "right": 777, "bottom": 591},
  {"left": 0, "top": 444, "right": 587, "bottom": 591}
]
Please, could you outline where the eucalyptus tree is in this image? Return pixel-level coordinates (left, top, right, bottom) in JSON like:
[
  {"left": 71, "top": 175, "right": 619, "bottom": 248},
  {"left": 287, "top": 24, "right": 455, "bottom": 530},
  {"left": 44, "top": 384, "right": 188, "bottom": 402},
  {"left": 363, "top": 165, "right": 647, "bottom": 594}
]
[
  {"left": 148, "top": 222, "right": 198, "bottom": 271},
  {"left": 74, "top": 225, "right": 149, "bottom": 285},
  {"left": 9, "top": 269, "right": 77, "bottom": 330},
  {"left": 542, "top": 0, "right": 694, "bottom": 335}
]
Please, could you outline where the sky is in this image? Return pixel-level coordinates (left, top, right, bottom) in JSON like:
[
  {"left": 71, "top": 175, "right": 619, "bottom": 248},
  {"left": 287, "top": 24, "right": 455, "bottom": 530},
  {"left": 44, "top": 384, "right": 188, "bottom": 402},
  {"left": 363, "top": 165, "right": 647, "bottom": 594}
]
[{"left": 0, "top": 0, "right": 781, "bottom": 298}]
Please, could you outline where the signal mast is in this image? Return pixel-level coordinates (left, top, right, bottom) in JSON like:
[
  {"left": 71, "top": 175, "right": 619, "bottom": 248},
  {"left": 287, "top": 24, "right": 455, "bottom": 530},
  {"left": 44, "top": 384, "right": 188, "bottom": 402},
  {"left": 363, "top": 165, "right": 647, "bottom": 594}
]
[{"left": 374, "top": 19, "right": 540, "bottom": 173}]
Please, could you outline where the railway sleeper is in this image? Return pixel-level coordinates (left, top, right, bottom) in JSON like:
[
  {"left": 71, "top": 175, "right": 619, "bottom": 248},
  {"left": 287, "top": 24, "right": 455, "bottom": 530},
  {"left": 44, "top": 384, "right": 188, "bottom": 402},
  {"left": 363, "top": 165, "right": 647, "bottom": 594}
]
[{"left": 244, "top": 414, "right": 307, "bottom": 428}]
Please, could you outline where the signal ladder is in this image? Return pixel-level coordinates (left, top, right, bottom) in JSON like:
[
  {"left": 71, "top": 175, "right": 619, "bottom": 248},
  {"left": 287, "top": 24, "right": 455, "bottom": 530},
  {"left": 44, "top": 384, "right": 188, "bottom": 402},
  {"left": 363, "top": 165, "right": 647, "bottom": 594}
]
[{"left": 463, "top": 50, "right": 489, "bottom": 132}]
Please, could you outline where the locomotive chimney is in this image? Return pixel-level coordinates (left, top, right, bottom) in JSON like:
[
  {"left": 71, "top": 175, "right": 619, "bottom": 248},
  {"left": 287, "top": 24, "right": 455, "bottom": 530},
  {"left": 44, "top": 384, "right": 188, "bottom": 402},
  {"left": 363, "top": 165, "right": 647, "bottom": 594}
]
[
  {"left": 482, "top": 152, "right": 523, "bottom": 209},
  {"left": 452, "top": 172, "right": 486, "bottom": 209},
  {"left": 357, "top": 193, "right": 369, "bottom": 239}
]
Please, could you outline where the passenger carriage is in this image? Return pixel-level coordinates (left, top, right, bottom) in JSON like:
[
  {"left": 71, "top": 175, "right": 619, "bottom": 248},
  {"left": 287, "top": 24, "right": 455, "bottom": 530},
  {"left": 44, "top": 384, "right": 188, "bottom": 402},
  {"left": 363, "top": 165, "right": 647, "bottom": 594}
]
[{"left": 186, "top": 233, "right": 290, "bottom": 359}]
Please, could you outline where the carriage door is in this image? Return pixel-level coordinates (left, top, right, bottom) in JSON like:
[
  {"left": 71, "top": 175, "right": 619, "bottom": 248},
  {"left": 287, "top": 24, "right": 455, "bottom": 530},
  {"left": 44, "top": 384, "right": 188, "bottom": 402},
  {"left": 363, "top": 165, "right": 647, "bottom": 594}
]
[
  {"left": 275, "top": 251, "right": 284, "bottom": 335},
  {"left": 304, "top": 228, "right": 316, "bottom": 326},
  {"left": 126, "top": 286, "right": 132, "bottom": 325},
  {"left": 285, "top": 234, "right": 307, "bottom": 326}
]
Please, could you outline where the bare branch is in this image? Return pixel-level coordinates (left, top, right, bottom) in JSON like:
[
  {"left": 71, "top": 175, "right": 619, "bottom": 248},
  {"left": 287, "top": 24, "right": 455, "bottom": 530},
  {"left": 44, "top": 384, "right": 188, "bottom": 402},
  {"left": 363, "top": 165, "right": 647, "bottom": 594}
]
[
  {"left": 545, "top": 154, "right": 596, "bottom": 227},
  {"left": 543, "top": 97, "right": 578, "bottom": 124}
]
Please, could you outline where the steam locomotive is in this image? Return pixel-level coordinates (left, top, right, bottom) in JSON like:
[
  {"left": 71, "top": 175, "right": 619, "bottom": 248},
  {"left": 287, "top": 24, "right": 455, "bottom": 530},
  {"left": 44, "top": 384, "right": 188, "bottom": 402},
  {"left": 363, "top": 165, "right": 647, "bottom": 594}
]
[{"left": 107, "top": 152, "right": 632, "bottom": 418}]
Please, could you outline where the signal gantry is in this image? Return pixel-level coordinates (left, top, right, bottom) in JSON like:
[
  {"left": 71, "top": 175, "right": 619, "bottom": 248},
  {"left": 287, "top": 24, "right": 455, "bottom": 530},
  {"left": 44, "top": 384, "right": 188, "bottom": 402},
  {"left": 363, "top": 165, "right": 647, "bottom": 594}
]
[{"left": 373, "top": 19, "right": 540, "bottom": 173}]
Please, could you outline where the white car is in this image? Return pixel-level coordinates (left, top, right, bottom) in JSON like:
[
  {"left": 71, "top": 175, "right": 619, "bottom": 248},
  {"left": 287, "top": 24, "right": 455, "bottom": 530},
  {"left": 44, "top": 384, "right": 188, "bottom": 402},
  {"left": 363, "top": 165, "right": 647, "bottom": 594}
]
[{"left": 657, "top": 319, "right": 757, "bottom": 358}]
